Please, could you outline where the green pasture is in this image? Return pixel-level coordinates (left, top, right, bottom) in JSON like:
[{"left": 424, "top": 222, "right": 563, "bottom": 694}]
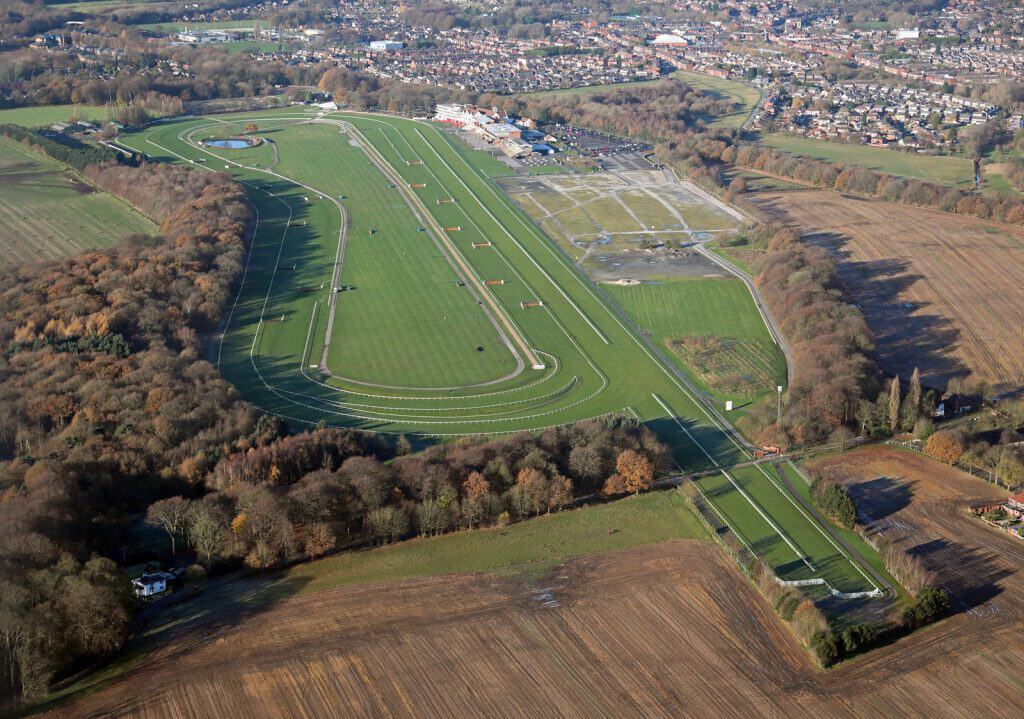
[
  {"left": 218, "top": 40, "right": 284, "bottom": 54},
  {"left": 136, "top": 19, "right": 257, "bottom": 32},
  {"left": 46, "top": 0, "right": 174, "bottom": 13},
  {"left": 520, "top": 69, "right": 760, "bottom": 129},
  {"left": 290, "top": 489, "right": 708, "bottom": 593},
  {"left": 759, "top": 133, "right": 976, "bottom": 187},
  {"left": 0, "top": 104, "right": 108, "bottom": 127},
  {"left": 0, "top": 137, "right": 156, "bottom": 265},
  {"left": 605, "top": 278, "right": 786, "bottom": 404},
  {"left": 670, "top": 70, "right": 762, "bottom": 128}
]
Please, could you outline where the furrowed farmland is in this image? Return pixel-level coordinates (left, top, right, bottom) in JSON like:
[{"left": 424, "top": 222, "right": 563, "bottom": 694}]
[
  {"left": 0, "top": 136, "right": 156, "bottom": 265},
  {"left": 117, "top": 109, "right": 883, "bottom": 599},
  {"left": 749, "top": 189, "right": 1024, "bottom": 392},
  {"left": 45, "top": 516, "right": 1024, "bottom": 718}
]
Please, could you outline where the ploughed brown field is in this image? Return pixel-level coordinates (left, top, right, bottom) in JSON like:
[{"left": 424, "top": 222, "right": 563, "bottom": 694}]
[
  {"left": 747, "top": 189, "right": 1024, "bottom": 392},
  {"left": 47, "top": 452, "right": 1024, "bottom": 719}
]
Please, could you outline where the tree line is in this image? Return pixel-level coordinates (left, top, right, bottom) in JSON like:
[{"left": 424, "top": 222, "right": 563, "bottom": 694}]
[
  {"left": 0, "top": 124, "right": 132, "bottom": 171},
  {"left": 724, "top": 142, "right": 1024, "bottom": 225},
  {"left": 0, "top": 159, "right": 268, "bottom": 704},
  {"left": 482, "top": 79, "right": 736, "bottom": 141},
  {"left": 2, "top": 39, "right": 324, "bottom": 111},
  {"left": 150, "top": 418, "right": 667, "bottom": 572},
  {"left": 736, "top": 224, "right": 878, "bottom": 447}
]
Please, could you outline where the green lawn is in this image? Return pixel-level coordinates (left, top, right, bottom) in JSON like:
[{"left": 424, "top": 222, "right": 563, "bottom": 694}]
[
  {"left": 0, "top": 137, "right": 156, "bottom": 265},
  {"left": 759, "top": 133, "right": 976, "bottom": 187},
  {"left": 670, "top": 70, "right": 762, "bottom": 128},
  {"left": 218, "top": 40, "right": 284, "bottom": 54},
  {"left": 605, "top": 278, "right": 786, "bottom": 405},
  {"left": 290, "top": 489, "right": 708, "bottom": 593},
  {"left": 271, "top": 123, "right": 518, "bottom": 388},
  {"left": 46, "top": 0, "right": 174, "bottom": 13},
  {"left": 518, "top": 69, "right": 760, "bottom": 130},
  {"left": 136, "top": 19, "right": 259, "bottom": 32},
  {"left": 0, "top": 104, "right": 108, "bottom": 127}
]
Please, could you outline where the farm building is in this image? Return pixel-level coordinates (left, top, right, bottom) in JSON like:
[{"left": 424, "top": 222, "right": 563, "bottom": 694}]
[{"left": 133, "top": 571, "right": 173, "bottom": 598}]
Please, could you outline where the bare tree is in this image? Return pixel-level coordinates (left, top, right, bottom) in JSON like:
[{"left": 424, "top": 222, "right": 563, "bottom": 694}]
[
  {"left": 187, "top": 502, "right": 227, "bottom": 568},
  {"left": 146, "top": 496, "right": 191, "bottom": 555}
]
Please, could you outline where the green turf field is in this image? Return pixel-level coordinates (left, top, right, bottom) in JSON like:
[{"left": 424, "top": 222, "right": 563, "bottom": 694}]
[
  {"left": 135, "top": 19, "right": 259, "bottom": 32},
  {"left": 0, "top": 137, "right": 156, "bottom": 265},
  {"left": 217, "top": 40, "right": 284, "bottom": 54},
  {"left": 605, "top": 278, "right": 786, "bottom": 405},
  {"left": 46, "top": 0, "right": 174, "bottom": 13},
  {"left": 760, "top": 133, "right": 976, "bottom": 187},
  {"left": 117, "top": 109, "right": 884, "bottom": 595},
  {"left": 0, "top": 104, "right": 108, "bottom": 127},
  {"left": 290, "top": 489, "right": 708, "bottom": 592},
  {"left": 670, "top": 70, "right": 762, "bottom": 128},
  {"left": 520, "top": 69, "right": 760, "bottom": 129}
]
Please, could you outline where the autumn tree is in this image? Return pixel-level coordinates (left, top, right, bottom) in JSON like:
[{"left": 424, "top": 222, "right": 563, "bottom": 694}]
[
  {"left": 415, "top": 499, "right": 450, "bottom": 536},
  {"left": 461, "top": 471, "right": 490, "bottom": 528},
  {"left": 997, "top": 450, "right": 1024, "bottom": 489},
  {"left": 366, "top": 506, "right": 407, "bottom": 544},
  {"left": 341, "top": 456, "right": 393, "bottom": 509},
  {"left": 925, "top": 430, "right": 965, "bottom": 466},
  {"left": 244, "top": 122, "right": 259, "bottom": 134},
  {"left": 616, "top": 449, "right": 654, "bottom": 494},
  {"left": 548, "top": 474, "right": 573, "bottom": 512},
  {"left": 515, "top": 467, "right": 550, "bottom": 516},
  {"left": 304, "top": 522, "right": 336, "bottom": 558},
  {"left": 602, "top": 473, "right": 628, "bottom": 497},
  {"left": 145, "top": 496, "right": 191, "bottom": 555}
]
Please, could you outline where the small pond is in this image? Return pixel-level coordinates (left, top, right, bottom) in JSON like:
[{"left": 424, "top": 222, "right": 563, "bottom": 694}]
[{"left": 202, "top": 138, "right": 258, "bottom": 149}]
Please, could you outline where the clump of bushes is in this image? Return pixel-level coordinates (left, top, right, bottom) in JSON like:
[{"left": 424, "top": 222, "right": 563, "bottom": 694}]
[
  {"left": 809, "top": 622, "right": 878, "bottom": 667},
  {"left": 810, "top": 476, "right": 857, "bottom": 529},
  {"left": 902, "top": 586, "right": 950, "bottom": 629}
]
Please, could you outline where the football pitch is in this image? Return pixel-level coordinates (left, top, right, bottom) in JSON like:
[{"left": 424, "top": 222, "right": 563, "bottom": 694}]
[{"left": 118, "top": 109, "right": 886, "bottom": 594}]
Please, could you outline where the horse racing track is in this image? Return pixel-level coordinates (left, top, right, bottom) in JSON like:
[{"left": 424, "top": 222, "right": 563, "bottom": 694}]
[{"left": 117, "top": 109, "right": 882, "bottom": 597}]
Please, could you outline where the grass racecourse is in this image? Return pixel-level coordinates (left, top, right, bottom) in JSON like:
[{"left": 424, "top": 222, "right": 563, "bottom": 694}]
[{"left": 117, "top": 108, "right": 885, "bottom": 594}]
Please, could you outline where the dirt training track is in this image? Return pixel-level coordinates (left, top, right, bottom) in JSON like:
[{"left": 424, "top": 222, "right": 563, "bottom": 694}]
[
  {"left": 748, "top": 189, "right": 1024, "bottom": 393},
  {"left": 48, "top": 460, "right": 1024, "bottom": 719}
]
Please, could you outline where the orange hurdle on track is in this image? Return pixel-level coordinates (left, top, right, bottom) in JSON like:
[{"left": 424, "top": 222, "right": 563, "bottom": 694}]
[
  {"left": 484, "top": 279, "right": 504, "bottom": 285},
  {"left": 472, "top": 242, "right": 492, "bottom": 249},
  {"left": 520, "top": 301, "right": 543, "bottom": 308}
]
